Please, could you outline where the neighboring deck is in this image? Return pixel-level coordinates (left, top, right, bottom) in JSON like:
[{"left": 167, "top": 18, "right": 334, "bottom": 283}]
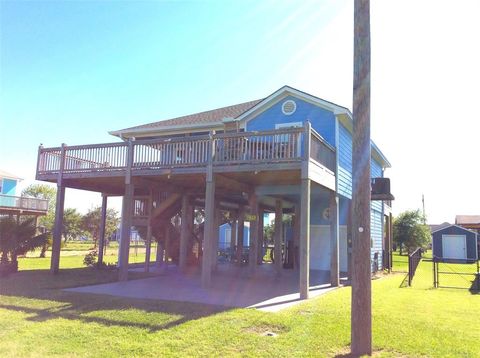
[
  {"left": 36, "top": 126, "right": 336, "bottom": 193},
  {"left": 0, "top": 194, "right": 48, "bottom": 215}
]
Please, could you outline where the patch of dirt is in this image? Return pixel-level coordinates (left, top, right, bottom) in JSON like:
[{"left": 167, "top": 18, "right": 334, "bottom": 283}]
[{"left": 243, "top": 324, "right": 288, "bottom": 337}]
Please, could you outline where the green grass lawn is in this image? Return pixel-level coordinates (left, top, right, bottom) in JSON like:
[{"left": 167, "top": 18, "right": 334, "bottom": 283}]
[
  {"left": 18, "top": 241, "right": 156, "bottom": 271},
  {"left": 1, "top": 260, "right": 479, "bottom": 357}
]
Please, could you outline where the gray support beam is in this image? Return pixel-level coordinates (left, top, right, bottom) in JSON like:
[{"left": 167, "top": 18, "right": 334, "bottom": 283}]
[
  {"left": 202, "top": 130, "right": 216, "bottom": 288},
  {"left": 202, "top": 179, "right": 216, "bottom": 287},
  {"left": 118, "top": 139, "right": 134, "bottom": 281},
  {"left": 274, "top": 199, "right": 283, "bottom": 273},
  {"left": 50, "top": 143, "right": 66, "bottom": 274},
  {"left": 236, "top": 207, "right": 245, "bottom": 264},
  {"left": 330, "top": 192, "right": 340, "bottom": 286},
  {"left": 144, "top": 192, "right": 154, "bottom": 272},
  {"left": 164, "top": 224, "right": 171, "bottom": 269},
  {"left": 118, "top": 184, "right": 134, "bottom": 281},
  {"left": 248, "top": 192, "right": 258, "bottom": 273},
  {"left": 156, "top": 240, "right": 164, "bottom": 268},
  {"left": 211, "top": 207, "right": 221, "bottom": 271},
  {"left": 257, "top": 207, "right": 264, "bottom": 264},
  {"left": 50, "top": 185, "right": 65, "bottom": 273},
  {"left": 293, "top": 205, "right": 301, "bottom": 270},
  {"left": 179, "top": 194, "right": 189, "bottom": 271},
  {"left": 98, "top": 194, "right": 108, "bottom": 266},
  {"left": 299, "top": 178, "right": 311, "bottom": 299},
  {"left": 231, "top": 215, "right": 238, "bottom": 253}
]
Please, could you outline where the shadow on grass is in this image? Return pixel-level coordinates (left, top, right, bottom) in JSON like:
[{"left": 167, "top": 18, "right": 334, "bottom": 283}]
[{"left": 0, "top": 267, "right": 229, "bottom": 332}]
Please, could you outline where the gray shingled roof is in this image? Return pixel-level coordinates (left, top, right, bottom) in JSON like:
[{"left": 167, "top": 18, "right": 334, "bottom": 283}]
[{"left": 115, "top": 99, "right": 262, "bottom": 133}]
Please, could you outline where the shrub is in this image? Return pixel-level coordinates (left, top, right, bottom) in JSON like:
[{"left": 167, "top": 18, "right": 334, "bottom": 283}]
[{"left": 83, "top": 250, "right": 98, "bottom": 267}]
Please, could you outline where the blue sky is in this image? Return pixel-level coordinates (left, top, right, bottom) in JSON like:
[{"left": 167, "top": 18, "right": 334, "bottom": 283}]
[{"left": 1, "top": 0, "right": 479, "bottom": 223}]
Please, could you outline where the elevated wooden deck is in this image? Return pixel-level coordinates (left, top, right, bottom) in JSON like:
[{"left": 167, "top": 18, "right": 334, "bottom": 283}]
[
  {"left": 0, "top": 194, "right": 48, "bottom": 215},
  {"left": 36, "top": 126, "right": 336, "bottom": 193}
]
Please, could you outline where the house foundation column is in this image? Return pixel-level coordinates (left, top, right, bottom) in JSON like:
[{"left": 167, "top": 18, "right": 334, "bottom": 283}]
[
  {"left": 156, "top": 240, "right": 164, "bottom": 268},
  {"left": 98, "top": 194, "right": 108, "bottom": 266},
  {"left": 274, "top": 199, "right": 283, "bottom": 273},
  {"left": 211, "top": 207, "right": 221, "bottom": 271},
  {"left": 230, "top": 214, "right": 238, "bottom": 254},
  {"left": 179, "top": 194, "right": 189, "bottom": 271},
  {"left": 164, "top": 224, "right": 171, "bottom": 269},
  {"left": 248, "top": 192, "right": 258, "bottom": 273},
  {"left": 330, "top": 192, "right": 340, "bottom": 286},
  {"left": 236, "top": 207, "right": 245, "bottom": 264},
  {"left": 300, "top": 178, "right": 311, "bottom": 299},
  {"left": 50, "top": 185, "right": 65, "bottom": 273},
  {"left": 202, "top": 178, "right": 215, "bottom": 287},
  {"left": 118, "top": 183, "right": 134, "bottom": 281},
  {"left": 293, "top": 205, "right": 301, "bottom": 270},
  {"left": 257, "top": 207, "right": 264, "bottom": 264},
  {"left": 50, "top": 143, "right": 66, "bottom": 274}
]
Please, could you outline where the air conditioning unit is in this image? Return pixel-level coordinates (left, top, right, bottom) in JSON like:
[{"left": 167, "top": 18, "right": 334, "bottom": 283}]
[{"left": 371, "top": 177, "right": 395, "bottom": 201}]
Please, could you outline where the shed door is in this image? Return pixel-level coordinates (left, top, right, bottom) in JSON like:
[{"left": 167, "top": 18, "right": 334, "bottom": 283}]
[{"left": 442, "top": 234, "right": 467, "bottom": 260}]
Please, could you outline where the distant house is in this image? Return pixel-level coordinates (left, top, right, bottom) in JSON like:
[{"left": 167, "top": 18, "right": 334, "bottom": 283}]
[
  {"left": 428, "top": 222, "right": 451, "bottom": 233},
  {"left": 455, "top": 215, "right": 480, "bottom": 234},
  {"left": 0, "top": 169, "right": 48, "bottom": 217},
  {"left": 432, "top": 224, "right": 478, "bottom": 262}
]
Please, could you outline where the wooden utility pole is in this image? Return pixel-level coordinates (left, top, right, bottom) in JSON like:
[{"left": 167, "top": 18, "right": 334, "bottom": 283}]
[{"left": 351, "top": 0, "right": 372, "bottom": 356}]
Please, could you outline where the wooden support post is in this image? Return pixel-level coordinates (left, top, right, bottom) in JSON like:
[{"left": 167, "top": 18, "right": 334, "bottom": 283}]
[
  {"left": 144, "top": 224, "right": 152, "bottom": 272},
  {"left": 211, "top": 207, "right": 221, "bottom": 271},
  {"left": 300, "top": 122, "right": 311, "bottom": 299},
  {"left": 118, "top": 184, "right": 134, "bottom": 281},
  {"left": 293, "top": 205, "right": 301, "bottom": 270},
  {"left": 300, "top": 179, "right": 311, "bottom": 299},
  {"left": 330, "top": 192, "right": 340, "bottom": 286},
  {"left": 248, "top": 192, "right": 258, "bottom": 273},
  {"left": 179, "top": 194, "right": 189, "bottom": 271},
  {"left": 351, "top": 0, "right": 373, "bottom": 354},
  {"left": 98, "top": 194, "right": 108, "bottom": 266},
  {"left": 274, "top": 199, "right": 283, "bottom": 273},
  {"left": 50, "top": 185, "right": 65, "bottom": 273},
  {"left": 388, "top": 212, "right": 393, "bottom": 272},
  {"left": 257, "top": 207, "right": 264, "bottom": 264},
  {"left": 202, "top": 131, "right": 216, "bottom": 288},
  {"left": 231, "top": 215, "right": 238, "bottom": 253},
  {"left": 144, "top": 191, "right": 154, "bottom": 272},
  {"left": 118, "top": 139, "right": 135, "bottom": 282},
  {"left": 236, "top": 207, "right": 245, "bottom": 264},
  {"left": 164, "top": 224, "right": 171, "bottom": 268},
  {"left": 347, "top": 200, "right": 353, "bottom": 280},
  {"left": 50, "top": 143, "right": 66, "bottom": 274},
  {"left": 156, "top": 240, "right": 164, "bottom": 268}
]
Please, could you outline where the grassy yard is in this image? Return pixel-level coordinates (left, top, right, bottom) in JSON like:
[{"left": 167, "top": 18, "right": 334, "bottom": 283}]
[
  {"left": 18, "top": 241, "right": 156, "bottom": 271},
  {"left": 1, "top": 258, "right": 479, "bottom": 357}
]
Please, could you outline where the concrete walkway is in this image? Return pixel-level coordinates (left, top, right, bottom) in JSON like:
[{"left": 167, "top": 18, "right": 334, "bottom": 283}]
[{"left": 66, "top": 263, "right": 342, "bottom": 312}]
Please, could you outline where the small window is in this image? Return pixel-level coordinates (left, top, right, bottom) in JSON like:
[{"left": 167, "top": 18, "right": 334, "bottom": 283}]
[
  {"left": 0, "top": 179, "right": 3, "bottom": 194},
  {"left": 281, "top": 100, "right": 297, "bottom": 115}
]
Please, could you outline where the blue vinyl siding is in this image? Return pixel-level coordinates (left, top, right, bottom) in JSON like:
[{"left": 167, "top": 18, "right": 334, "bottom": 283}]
[
  {"left": 371, "top": 209, "right": 383, "bottom": 270},
  {"left": 338, "top": 124, "right": 352, "bottom": 198},
  {"left": 1, "top": 179, "right": 17, "bottom": 196},
  {"left": 245, "top": 95, "right": 336, "bottom": 147}
]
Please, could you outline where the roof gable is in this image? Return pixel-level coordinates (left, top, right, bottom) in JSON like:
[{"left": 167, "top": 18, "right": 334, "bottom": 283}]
[{"left": 431, "top": 224, "right": 478, "bottom": 236}]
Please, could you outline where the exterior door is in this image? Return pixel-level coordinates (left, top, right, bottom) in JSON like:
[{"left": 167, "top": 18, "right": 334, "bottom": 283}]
[{"left": 442, "top": 235, "right": 467, "bottom": 260}]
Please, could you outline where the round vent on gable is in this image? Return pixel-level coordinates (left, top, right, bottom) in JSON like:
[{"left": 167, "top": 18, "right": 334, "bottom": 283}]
[{"left": 282, "top": 100, "right": 296, "bottom": 115}]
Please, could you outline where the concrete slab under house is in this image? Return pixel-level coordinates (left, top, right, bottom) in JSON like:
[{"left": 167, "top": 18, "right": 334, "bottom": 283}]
[{"left": 36, "top": 85, "right": 393, "bottom": 302}]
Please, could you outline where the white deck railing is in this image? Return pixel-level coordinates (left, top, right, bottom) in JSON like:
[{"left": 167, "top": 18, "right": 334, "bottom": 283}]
[
  {"left": 0, "top": 194, "right": 48, "bottom": 212},
  {"left": 37, "top": 126, "right": 335, "bottom": 177}
]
